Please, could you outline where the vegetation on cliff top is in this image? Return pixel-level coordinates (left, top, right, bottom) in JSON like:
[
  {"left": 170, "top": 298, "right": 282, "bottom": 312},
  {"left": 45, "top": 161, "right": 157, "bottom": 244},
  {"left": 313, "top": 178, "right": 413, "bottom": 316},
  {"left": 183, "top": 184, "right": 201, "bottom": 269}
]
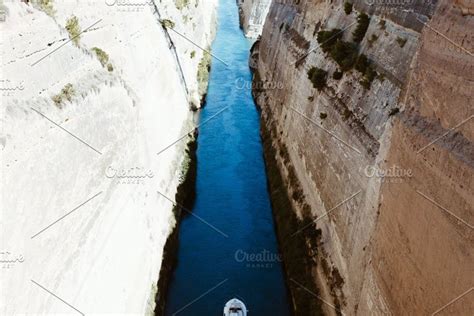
[
  {"left": 52, "top": 83, "right": 75, "bottom": 107},
  {"left": 307, "top": 67, "right": 328, "bottom": 90},
  {"left": 333, "top": 70, "right": 343, "bottom": 80},
  {"left": 330, "top": 41, "right": 359, "bottom": 71},
  {"left": 352, "top": 12, "right": 370, "bottom": 42},
  {"left": 317, "top": 29, "right": 343, "bottom": 53},
  {"left": 175, "top": 0, "right": 190, "bottom": 10},
  {"left": 197, "top": 51, "right": 212, "bottom": 96},
  {"left": 160, "top": 19, "right": 176, "bottom": 29},
  {"left": 315, "top": 10, "right": 378, "bottom": 89},
  {"left": 32, "top": 0, "right": 55, "bottom": 16},
  {"left": 91, "top": 47, "right": 113, "bottom": 72},
  {"left": 344, "top": 2, "right": 353, "bottom": 15},
  {"left": 65, "top": 15, "right": 81, "bottom": 46}
]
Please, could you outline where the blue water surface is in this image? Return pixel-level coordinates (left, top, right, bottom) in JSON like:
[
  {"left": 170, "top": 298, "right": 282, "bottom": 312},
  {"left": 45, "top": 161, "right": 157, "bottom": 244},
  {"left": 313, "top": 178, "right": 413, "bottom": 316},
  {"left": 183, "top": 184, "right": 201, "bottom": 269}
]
[{"left": 164, "top": 0, "right": 291, "bottom": 315}]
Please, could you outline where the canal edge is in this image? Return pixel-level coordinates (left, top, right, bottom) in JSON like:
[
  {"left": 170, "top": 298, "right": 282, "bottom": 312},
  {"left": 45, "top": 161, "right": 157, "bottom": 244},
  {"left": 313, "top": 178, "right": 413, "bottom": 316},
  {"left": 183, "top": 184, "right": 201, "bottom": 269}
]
[
  {"left": 251, "top": 44, "right": 339, "bottom": 315},
  {"left": 153, "top": 132, "right": 198, "bottom": 316}
]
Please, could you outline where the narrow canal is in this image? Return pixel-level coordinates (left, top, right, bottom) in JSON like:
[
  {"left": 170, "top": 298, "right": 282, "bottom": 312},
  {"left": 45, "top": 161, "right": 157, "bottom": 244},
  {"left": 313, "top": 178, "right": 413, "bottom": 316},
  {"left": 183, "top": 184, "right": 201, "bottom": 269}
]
[{"left": 164, "top": 0, "right": 291, "bottom": 314}]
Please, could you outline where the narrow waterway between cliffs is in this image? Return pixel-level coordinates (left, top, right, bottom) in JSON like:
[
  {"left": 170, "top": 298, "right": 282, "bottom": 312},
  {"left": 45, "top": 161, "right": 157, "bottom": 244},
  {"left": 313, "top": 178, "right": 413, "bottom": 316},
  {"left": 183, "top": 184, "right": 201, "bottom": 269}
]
[{"left": 164, "top": 0, "right": 292, "bottom": 315}]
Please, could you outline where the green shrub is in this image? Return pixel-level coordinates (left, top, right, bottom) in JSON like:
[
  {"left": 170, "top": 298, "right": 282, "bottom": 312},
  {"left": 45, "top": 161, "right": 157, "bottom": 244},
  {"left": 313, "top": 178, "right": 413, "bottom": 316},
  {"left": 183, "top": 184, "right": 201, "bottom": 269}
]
[
  {"left": 33, "top": 0, "right": 55, "bottom": 16},
  {"left": 365, "top": 66, "right": 377, "bottom": 82},
  {"left": 360, "top": 66, "right": 377, "bottom": 90},
  {"left": 344, "top": 2, "right": 353, "bottom": 15},
  {"left": 307, "top": 67, "right": 328, "bottom": 90},
  {"left": 190, "top": 50, "right": 196, "bottom": 59},
  {"left": 65, "top": 15, "right": 81, "bottom": 46},
  {"left": 317, "top": 29, "right": 342, "bottom": 53},
  {"left": 91, "top": 47, "right": 108, "bottom": 66},
  {"left": 320, "top": 112, "right": 327, "bottom": 119},
  {"left": 175, "top": 0, "right": 189, "bottom": 10},
  {"left": 330, "top": 40, "right": 358, "bottom": 71},
  {"left": 197, "top": 52, "right": 212, "bottom": 95},
  {"left": 355, "top": 54, "right": 369, "bottom": 73},
  {"left": 352, "top": 13, "right": 370, "bottom": 43},
  {"left": 318, "top": 26, "right": 378, "bottom": 87},
  {"left": 318, "top": 28, "right": 359, "bottom": 71},
  {"left": 354, "top": 54, "right": 377, "bottom": 89},
  {"left": 160, "top": 19, "right": 176, "bottom": 29},
  {"left": 396, "top": 36, "right": 407, "bottom": 48},
  {"left": 333, "top": 70, "right": 343, "bottom": 80},
  {"left": 52, "top": 83, "right": 75, "bottom": 107},
  {"left": 91, "top": 47, "right": 113, "bottom": 72}
]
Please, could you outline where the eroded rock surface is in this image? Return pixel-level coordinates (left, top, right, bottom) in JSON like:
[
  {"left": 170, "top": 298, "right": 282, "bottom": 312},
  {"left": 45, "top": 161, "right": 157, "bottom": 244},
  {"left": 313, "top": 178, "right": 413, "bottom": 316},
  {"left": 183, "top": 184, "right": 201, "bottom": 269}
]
[
  {"left": 237, "top": 0, "right": 271, "bottom": 38},
  {"left": 252, "top": 0, "right": 473, "bottom": 314}
]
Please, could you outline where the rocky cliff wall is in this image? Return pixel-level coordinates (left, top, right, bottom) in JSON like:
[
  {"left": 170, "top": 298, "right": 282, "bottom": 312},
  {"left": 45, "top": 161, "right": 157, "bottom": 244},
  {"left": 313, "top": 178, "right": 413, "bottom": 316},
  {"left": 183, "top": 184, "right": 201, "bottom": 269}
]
[
  {"left": 237, "top": 0, "right": 271, "bottom": 38},
  {"left": 252, "top": 0, "right": 473, "bottom": 314},
  {"left": 0, "top": 0, "right": 216, "bottom": 314}
]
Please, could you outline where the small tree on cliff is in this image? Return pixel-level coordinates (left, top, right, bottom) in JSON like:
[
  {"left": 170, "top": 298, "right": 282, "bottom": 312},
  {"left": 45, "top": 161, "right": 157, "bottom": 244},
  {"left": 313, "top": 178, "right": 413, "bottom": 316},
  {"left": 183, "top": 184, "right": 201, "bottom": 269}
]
[{"left": 307, "top": 67, "right": 328, "bottom": 91}]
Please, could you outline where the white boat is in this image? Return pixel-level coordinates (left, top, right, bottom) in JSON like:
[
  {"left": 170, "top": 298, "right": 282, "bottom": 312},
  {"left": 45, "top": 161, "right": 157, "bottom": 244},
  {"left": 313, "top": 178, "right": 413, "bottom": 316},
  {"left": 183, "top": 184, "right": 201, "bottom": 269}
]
[{"left": 223, "top": 298, "right": 248, "bottom": 316}]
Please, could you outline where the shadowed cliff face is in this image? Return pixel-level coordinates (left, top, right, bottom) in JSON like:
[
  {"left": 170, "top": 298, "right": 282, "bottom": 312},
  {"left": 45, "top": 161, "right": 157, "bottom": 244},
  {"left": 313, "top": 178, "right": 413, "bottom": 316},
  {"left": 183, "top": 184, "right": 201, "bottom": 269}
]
[
  {"left": 237, "top": 0, "right": 271, "bottom": 38},
  {"left": 252, "top": 0, "right": 473, "bottom": 315}
]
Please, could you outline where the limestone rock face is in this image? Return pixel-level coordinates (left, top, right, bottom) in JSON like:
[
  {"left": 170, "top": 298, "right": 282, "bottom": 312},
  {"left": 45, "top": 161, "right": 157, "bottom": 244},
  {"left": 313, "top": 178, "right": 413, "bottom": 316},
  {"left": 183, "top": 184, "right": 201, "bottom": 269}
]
[
  {"left": 1, "top": 0, "right": 217, "bottom": 314},
  {"left": 455, "top": 0, "right": 474, "bottom": 15},
  {"left": 237, "top": 0, "right": 271, "bottom": 38},
  {"left": 252, "top": 0, "right": 473, "bottom": 314}
]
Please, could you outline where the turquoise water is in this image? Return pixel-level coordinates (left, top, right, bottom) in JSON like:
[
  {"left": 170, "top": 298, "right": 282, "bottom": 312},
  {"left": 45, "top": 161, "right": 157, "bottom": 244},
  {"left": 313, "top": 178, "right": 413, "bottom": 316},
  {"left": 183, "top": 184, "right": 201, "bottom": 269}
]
[{"left": 164, "top": 0, "right": 291, "bottom": 315}]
